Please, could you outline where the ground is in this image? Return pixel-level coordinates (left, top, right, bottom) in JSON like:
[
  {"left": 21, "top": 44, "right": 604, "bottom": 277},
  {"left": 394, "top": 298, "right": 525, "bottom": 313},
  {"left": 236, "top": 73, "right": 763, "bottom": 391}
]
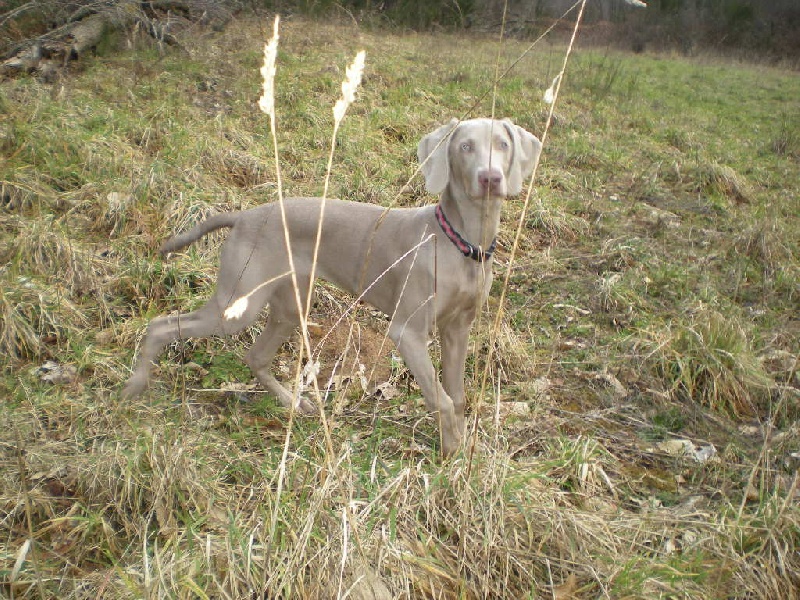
[{"left": 0, "top": 14, "right": 798, "bottom": 599}]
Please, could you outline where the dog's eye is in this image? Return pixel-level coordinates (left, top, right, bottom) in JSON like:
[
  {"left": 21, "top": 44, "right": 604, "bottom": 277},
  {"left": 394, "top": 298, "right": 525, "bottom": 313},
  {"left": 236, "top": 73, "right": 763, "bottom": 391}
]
[
  {"left": 498, "top": 140, "right": 510, "bottom": 151},
  {"left": 460, "top": 142, "right": 473, "bottom": 152}
]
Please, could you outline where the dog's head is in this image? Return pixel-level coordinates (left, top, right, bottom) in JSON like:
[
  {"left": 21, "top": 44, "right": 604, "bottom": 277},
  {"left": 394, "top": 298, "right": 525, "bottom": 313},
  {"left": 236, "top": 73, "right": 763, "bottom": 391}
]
[{"left": 417, "top": 118, "right": 542, "bottom": 198}]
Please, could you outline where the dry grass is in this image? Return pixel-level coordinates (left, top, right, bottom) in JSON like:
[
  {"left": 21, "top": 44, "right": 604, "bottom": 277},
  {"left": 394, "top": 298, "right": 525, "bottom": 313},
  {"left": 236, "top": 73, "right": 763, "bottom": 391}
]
[
  {"left": 0, "top": 12, "right": 799, "bottom": 600},
  {"left": 643, "top": 308, "right": 773, "bottom": 417},
  {"left": 4, "top": 389, "right": 798, "bottom": 598}
]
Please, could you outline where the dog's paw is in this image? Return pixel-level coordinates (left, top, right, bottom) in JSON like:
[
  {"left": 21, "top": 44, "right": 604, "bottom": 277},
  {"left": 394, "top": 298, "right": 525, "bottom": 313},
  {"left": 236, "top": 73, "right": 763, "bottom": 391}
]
[
  {"left": 295, "top": 396, "right": 317, "bottom": 415},
  {"left": 440, "top": 427, "right": 466, "bottom": 459},
  {"left": 120, "top": 377, "right": 146, "bottom": 400}
]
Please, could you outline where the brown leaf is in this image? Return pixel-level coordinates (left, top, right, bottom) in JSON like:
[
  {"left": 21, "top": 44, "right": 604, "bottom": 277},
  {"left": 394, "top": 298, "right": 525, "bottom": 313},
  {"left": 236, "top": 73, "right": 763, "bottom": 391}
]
[{"left": 553, "top": 574, "right": 579, "bottom": 600}]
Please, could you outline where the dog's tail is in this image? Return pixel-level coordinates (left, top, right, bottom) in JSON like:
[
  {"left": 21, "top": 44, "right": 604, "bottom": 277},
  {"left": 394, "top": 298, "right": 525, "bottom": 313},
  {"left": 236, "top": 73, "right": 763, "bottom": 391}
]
[{"left": 160, "top": 213, "right": 239, "bottom": 256}]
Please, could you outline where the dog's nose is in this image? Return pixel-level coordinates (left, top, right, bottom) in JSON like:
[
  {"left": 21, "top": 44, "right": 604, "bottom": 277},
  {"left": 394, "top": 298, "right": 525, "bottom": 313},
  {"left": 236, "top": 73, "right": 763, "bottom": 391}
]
[{"left": 478, "top": 168, "right": 503, "bottom": 191}]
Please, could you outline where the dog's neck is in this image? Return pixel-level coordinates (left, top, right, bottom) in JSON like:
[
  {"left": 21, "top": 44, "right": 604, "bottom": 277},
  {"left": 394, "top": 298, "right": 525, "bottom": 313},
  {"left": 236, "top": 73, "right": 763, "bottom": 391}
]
[{"left": 438, "top": 189, "right": 502, "bottom": 254}]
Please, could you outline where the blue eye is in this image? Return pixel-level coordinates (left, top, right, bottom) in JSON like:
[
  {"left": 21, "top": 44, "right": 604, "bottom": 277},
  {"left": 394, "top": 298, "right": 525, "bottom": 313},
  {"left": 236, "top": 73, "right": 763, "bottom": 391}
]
[
  {"left": 499, "top": 140, "right": 510, "bottom": 150},
  {"left": 461, "top": 142, "right": 473, "bottom": 152}
]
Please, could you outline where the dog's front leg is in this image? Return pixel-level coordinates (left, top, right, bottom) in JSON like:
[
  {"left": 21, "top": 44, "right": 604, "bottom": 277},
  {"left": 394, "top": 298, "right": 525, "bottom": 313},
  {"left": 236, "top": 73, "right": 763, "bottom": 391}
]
[
  {"left": 389, "top": 323, "right": 461, "bottom": 457},
  {"left": 244, "top": 300, "right": 316, "bottom": 415},
  {"left": 438, "top": 317, "right": 473, "bottom": 438}
]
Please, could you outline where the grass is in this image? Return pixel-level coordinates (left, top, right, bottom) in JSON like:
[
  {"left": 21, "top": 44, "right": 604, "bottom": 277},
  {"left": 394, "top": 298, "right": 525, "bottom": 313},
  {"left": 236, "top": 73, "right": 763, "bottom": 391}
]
[{"left": 1, "top": 14, "right": 799, "bottom": 599}]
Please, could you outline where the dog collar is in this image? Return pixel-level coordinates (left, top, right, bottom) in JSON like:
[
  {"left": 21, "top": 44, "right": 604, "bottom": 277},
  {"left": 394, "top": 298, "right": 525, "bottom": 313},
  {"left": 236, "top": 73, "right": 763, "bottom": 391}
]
[{"left": 435, "top": 204, "right": 496, "bottom": 262}]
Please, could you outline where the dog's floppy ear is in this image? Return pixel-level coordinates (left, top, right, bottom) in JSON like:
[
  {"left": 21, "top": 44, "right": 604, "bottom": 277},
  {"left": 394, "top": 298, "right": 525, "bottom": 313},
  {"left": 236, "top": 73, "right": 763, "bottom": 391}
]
[
  {"left": 503, "top": 119, "right": 543, "bottom": 196},
  {"left": 417, "top": 118, "right": 459, "bottom": 195}
]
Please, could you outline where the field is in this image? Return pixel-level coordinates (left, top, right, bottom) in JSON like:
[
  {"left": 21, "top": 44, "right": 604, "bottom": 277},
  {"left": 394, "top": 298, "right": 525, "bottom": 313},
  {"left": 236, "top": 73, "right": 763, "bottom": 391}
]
[{"left": 1, "top": 13, "right": 799, "bottom": 599}]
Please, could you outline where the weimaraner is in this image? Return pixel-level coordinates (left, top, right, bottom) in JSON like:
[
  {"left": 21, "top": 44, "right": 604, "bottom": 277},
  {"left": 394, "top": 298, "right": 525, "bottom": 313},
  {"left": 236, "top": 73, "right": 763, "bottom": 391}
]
[{"left": 122, "top": 118, "right": 542, "bottom": 456}]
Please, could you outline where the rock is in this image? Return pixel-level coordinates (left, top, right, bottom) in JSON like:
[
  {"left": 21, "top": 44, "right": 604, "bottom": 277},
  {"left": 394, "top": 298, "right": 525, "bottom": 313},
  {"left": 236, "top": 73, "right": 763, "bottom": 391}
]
[
  {"left": 35, "top": 361, "right": 77, "bottom": 385},
  {"left": 654, "top": 439, "right": 716, "bottom": 463}
]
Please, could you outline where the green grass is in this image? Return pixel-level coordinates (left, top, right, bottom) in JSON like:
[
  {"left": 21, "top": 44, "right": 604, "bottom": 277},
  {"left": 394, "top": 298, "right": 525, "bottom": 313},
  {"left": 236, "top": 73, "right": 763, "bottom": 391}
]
[{"left": 1, "top": 15, "right": 799, "bottom": 599}]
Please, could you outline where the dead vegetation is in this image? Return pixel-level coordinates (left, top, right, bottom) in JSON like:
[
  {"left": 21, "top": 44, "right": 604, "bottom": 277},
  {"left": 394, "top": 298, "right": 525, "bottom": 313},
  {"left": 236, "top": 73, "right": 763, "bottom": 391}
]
[
  {"left": 1, "top": 0, "right": 233, "bottom": 81},
  {"left": 1, "top": 13, "right": 798, "bottom": 600}
]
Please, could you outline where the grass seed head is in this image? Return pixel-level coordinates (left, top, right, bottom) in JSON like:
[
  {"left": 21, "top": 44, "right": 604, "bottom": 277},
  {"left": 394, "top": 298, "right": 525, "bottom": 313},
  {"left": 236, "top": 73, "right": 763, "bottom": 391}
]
[
  {"left": 333, "top": 50, "right": 366, "bottom": 124},
  {"left": 258, "top": 15, "right": 280, "bottom": 118},
  {"left": 544, "top": 73, "right": 561, "bottom": 104},
  {"left": 224, "top": 296, "right": 249, "bottom": 320}
]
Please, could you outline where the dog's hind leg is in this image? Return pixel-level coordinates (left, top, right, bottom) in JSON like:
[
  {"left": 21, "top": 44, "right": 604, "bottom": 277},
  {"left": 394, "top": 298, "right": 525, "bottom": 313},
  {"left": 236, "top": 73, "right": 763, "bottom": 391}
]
[{"left": 121, "top": 287, "right": 267, "bottom": 400}]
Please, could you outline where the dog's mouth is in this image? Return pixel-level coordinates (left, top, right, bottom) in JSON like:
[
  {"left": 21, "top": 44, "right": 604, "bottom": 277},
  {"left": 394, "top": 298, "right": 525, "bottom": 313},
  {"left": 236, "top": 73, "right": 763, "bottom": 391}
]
[
  {"left": 476, "top": 167, "right": 506, "bottom": 198},
  {"left": 473, "top": 182, "right": 507, "bottom": 199}
]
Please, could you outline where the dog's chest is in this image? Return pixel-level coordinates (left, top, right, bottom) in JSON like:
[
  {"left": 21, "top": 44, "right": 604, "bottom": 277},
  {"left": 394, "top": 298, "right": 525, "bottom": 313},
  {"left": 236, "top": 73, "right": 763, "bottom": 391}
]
[{"left": 437, "top": 261, "right": 492, "bottom": 312}]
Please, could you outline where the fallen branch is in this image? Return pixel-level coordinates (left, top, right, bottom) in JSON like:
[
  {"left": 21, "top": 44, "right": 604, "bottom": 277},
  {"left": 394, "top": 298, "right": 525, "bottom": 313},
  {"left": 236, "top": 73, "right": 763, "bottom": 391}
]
[{"left": 0, "top": 0, "right": 228, "bottom": 80}]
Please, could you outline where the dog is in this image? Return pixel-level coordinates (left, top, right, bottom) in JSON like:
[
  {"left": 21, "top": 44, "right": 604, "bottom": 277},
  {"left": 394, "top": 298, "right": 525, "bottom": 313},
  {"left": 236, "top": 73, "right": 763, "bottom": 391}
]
[{"left": 122, "top": 118, "right": 542, "bottom": 456}]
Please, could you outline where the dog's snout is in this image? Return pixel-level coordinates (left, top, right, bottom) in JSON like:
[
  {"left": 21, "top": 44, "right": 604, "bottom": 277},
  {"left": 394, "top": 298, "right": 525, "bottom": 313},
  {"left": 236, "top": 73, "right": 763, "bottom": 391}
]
[{"left": 478, "top": 168, "right": 503, "bottom": 192}]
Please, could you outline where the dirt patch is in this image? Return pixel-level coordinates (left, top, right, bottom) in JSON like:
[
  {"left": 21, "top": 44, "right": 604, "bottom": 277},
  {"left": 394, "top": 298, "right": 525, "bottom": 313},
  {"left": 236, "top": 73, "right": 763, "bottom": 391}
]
[{"left": 307, "top": 310, "right": 397, "bottom": 395}]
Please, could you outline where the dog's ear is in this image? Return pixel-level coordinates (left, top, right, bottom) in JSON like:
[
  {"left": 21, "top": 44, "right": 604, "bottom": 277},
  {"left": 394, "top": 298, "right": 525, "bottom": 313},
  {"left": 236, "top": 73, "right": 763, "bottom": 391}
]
[
  {"left": 503, "top": 119, "right": 542, "bottom": 196},
  {"left": 417, "top": 118, "right": 459, "bottom": 195}
]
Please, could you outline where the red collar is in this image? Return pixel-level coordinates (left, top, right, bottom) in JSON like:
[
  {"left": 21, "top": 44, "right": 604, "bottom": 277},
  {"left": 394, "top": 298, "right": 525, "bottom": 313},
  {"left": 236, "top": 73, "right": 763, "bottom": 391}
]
[{"left": 435, "top": 204, "right": 496, "bottom": 262}]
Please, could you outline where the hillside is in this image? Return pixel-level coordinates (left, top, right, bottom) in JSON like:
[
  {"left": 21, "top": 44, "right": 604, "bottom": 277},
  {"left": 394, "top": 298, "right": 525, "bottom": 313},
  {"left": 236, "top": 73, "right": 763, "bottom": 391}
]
[{"left": 1, "top": 14, "right": 798, "bottom": 599}]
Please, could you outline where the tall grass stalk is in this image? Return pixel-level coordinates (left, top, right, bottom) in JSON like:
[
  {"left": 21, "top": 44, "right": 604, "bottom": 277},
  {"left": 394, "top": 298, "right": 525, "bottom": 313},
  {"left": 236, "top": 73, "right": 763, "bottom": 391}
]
[
  {"left": 252, "top": 15, "right": 337, "bottom": 561},
  {"left": 467, "top": 0, "right": 586, "bottom": 119},
  {"left": 252, "top": 15, "right": 313, "bottom": 390},
  {"left": 248, "top": 23, "right": 368, "bottom": 568},
  {"left": 471, "top": 0, "right": 589, "bottom": 471},
  {"left": 306, "top": 49, "right": 366, "bottom": 324},
  {"left": 489, "top": 0, "right": 508, "bottom": 120}
]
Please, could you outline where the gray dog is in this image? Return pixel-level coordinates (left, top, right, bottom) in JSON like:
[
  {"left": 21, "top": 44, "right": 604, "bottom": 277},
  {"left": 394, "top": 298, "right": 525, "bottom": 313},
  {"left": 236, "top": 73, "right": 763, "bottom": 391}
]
[{"left": 123, "top": 118, "right": 542, "bottom": 456}]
